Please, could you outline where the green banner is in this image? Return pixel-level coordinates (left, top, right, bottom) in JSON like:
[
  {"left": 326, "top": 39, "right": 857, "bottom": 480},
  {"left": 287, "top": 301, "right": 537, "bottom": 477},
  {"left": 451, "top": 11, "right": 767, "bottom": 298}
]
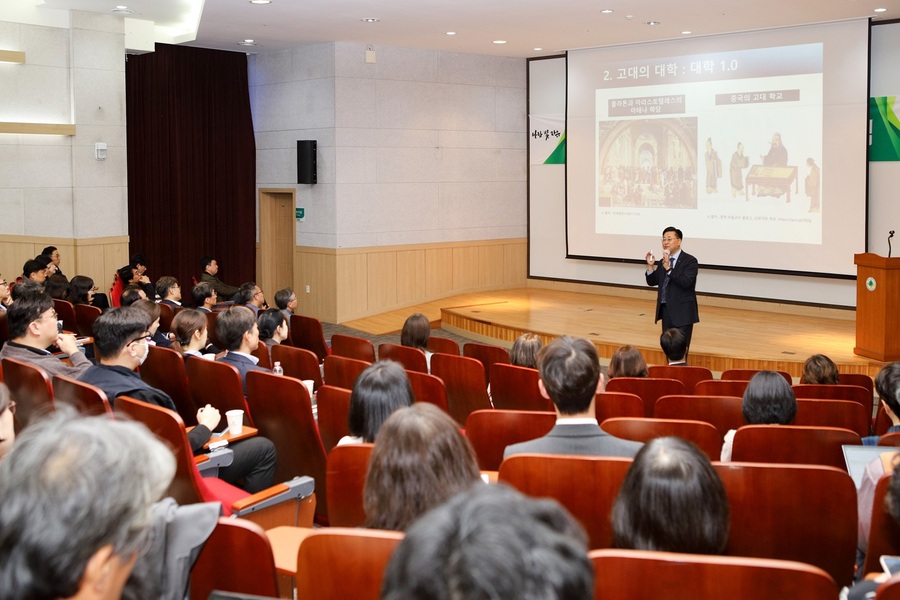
[{"left": 870, "top": 96, "right": 900, "bottom": 162}]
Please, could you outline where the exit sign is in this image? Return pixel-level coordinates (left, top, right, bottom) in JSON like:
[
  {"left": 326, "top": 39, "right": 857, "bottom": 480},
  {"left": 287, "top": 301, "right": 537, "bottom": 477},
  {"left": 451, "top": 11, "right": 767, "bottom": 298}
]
[{"left": 296, "top": 207, "right": 305, "bottom": 220}]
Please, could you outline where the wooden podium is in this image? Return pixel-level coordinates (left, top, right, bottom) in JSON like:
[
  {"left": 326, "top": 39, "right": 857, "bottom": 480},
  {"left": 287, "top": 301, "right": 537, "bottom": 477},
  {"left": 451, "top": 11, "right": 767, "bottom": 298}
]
[{"left": 854, "top": 253, "right": 900, "bottom": 362}]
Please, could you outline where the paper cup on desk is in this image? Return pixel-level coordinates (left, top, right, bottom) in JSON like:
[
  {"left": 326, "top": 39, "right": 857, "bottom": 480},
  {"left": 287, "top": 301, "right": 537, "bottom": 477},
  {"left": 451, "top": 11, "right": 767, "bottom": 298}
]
[
  {"left": 302, "top": 379, "right": 315, "bottom": 399},
  {"left": 225, "top": 410, "right": 243, "bottom": 435}
]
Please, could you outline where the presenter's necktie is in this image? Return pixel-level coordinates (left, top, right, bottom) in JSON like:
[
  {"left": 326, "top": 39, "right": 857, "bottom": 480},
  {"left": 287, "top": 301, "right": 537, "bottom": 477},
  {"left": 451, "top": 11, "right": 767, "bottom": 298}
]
[{"left": 661, "top": 258, "right": 675, "bottom": 303}]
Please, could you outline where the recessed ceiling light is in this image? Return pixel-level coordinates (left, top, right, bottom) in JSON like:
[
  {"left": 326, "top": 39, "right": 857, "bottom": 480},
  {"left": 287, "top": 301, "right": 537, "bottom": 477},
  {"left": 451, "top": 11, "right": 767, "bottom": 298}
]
[
  {"left": 446, "top": 31, "right": 456, "bottom": 35},
  {"left": 874, "top": 7, "right": 887, "bottom": 12},
  {"left": 111, "top": 6, "right": 133, "bottom": 14},
  {"left": 681, "top": 30, "right": 692, "bottom": 35},
  {"left": 238, "top": 39, "right": 257, "bottom": 46},
  {"left": 493, "top": 40, "right": 507, "bottom": 44},
  {"left": 534, "top": 47, "right": 543, "bottom": 51},
  {"left": 645, "top": 20, "right": 660, "bottom": 26},
  {"left": 115, "top": 4, "right": 127, "bottom": 8},
  {"left": 601, "top": 9, "right": 614, "bottom": 14},
  {"left": 361, "top": 18, "right": 380, "bottom": 23},
  {"left": 249, "top": 0, "right": 271, "bottom": 4}
]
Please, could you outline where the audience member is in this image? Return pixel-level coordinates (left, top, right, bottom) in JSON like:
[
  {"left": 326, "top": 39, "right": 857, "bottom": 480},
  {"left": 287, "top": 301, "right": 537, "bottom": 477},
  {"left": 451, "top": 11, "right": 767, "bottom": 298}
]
[
  {"left": 171, "top": 308, "right": 219, "bottom": 358},
  {"left": 0, "top": 293, "right": 92, "bottom": 378},
  {"left": 612, "top": 436, "right": 730, "bottom": 554},
  {"left": 509, "top": 332, "right": 543, "bottom": 369},
  {"left": 504, "top": 336, "right": 642, "bottom": 459},
  {"left": 44, "top": 274, "right": 69, "bottom": 300},
  {"left": 339, "top": 360, "right": 413, "bottom": 445},
  {"left": 132, "top": 299, "right": 172, "bottom": 348},
  {"left": 65, "top": 275, "right": 96, "bottom": 305},
  {"left": 401, "top": 313, "right": 433, "bottom": 371},
  {"left": 382, "top": 483, "right": 593, "bottom": 600},
  {"left": 660, "top": 328, "right": 688, "bottom": 365},
  {"left": 607, "top": 344, "right": 649, "bottom": 378},
  {"left": 237, "top": 281, "right": 266, "bottom": 315},
  {"left": 0, "top": 410, "right": 175, "bottom": 600},
  {"left": 156, "top": 276, "right": 182, "bottom": 307},
  {"left": 41, "top": 246, "right": 65, "bottom": 280},
  {"left": 274, "top": 287, "right": 297, "bottom": 322},
  {"left": 257, "top": 308, "right": 288, "bottom": 361},
  {"left": 850, "top": 460, "right": 900, "bottom": 599},
  {"left": 34, "top": 253, "right": 56, "bottom": 278},
  {"left": 864, "top": 363, "right": 900, "bottom": 445},
  {"left": 118, "top": 262, "right": 154, "bottom": 300},
  {"left": 800, "top": 353, "right": 840, "bottom": 384},
  {"left": 120, "top": 283, "right": 147, "bottom": 307},
  {"left": 191, "top": 282, "right": 218, "bottom": 312},
  {"left": 10, "top": 279, "right": 43, "bottom": 302},
  {"left": 0, "top": 275, "right": 9, "bottom": 310},
  {"left": 80, "top": 307, "right": 276, "bottom": 492},
  {"left": 217, "top": 305, "right": 269, "bottom": 393},
  {"left": 199, "top": 256, "right": 240, "bottom": 300},
  {"left": 22, "top": 258, "right": 47, "bottom": 284},
  {"left": 364, "top": 402, "right": 481, "bottom": 531},
  {"left": 0, "top": 384, "right": 14, "bottom": 458},
  {"left": 720, "top": 370, "right": 797, "bottom": 461}
]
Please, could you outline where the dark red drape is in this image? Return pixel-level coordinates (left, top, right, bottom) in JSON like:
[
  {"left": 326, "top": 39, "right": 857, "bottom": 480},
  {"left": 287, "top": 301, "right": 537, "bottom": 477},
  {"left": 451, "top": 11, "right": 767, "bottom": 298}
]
[{"left": 126, "top": 43, "right": 256, "bottom": 293}]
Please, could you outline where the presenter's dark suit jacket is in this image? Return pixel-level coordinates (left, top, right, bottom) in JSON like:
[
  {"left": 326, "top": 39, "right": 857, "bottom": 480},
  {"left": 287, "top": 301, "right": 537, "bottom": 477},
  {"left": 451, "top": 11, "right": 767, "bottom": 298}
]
[
  {"left": 503, "top": 423, "right": 643, "bottom": 459},
  {"left": 217, "top": 351, "right": 268, "bottom": 394},
  {"left": 645, "top": 250, "right": 700, "bottom": 328}
]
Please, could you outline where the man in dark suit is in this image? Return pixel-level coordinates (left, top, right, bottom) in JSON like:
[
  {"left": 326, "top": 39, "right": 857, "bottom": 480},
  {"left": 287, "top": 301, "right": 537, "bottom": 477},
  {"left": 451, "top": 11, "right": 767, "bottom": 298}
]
[
  {"left": 504, "top": 336, "right": 642, "bottom": 459},
  {"left": 645, "top": 226, "right": 699, "bottom": 353},
  {"left": 216, "top": 305, "right": 269, "bottom": 393},
  {"left": 191, "top": 282, "right": 217, "bottom": 312},
  {"left": 156, "top": 275, "right": 182, "bottom": 307}
]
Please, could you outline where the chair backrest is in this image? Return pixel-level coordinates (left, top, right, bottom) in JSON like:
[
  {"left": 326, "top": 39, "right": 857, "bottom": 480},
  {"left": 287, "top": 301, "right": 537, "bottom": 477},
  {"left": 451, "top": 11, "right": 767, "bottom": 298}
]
[
  {"left": 600, "top": 417, "right": 723, "bottom": 460},
  {"left": 185, "top": 358, "right": 251, "bottom": 425},
  {"left": 794, "top": 398, "right": 871, "bottom": 437},
  {"left": 291, "top": 314, "right": 330, "bottom": 362},
  {"left": 722, "top": 369, "right": 793, "bottom": 384},
  {"left": 251, "top": 340, "right": 272, "bottom": 370},
  {"left": 294, "top": 528, "right": 404, "bottom": 600},
  {"left": 52, "top": 298, "right": 78, "bottom": 332},
  {"left": 595, "top": 391, "right": 645, "bottom": 422},
  {"left": 271, "top": 344, "right": 323, "bottom": 391},
  {"left": 113, "top": 395, "right": 204, "bottom": 506},
  {"left": 731, "top": 424, "right": 861, "bottom": 470},
  {"left": 51, "top": 374, "right": 111, "bottom": 416},
  {"left": 405, "top": 369, "right": 449, "bottom": 413},
  {"left": 331, "top": 333, "right": 376, "bottom": 363},
  {"left": 189, "top": 517, "right": 279, "bottom": 600},
  {"left": 792, "top": 383, "right": 872, "bottom": 409},
  {"left": 647, "top": 365, "right": 713, "bottom": 394},
  {"left": 1, "top": 357, "right": 54, "bottom": 434},
  {"left": 317, "top": 385, "right": 352, "bottom": 453},
  {"left": 465, "top": 409, "right": 556, "bottom": 471},
  {"left": 323, "top": 355, "right": 371, "bottom": 390},
  {"left": 246, "top": 371, "right": 328, "bottom": 520},
  {"left": 714, "top": 461, "right": 857, "bottom": 586},
  {"left": 694, "top": 379, "right": 749, "bottom": 397},
  {"left": 427, "top": 336, "right": 460, "bottom": 356},
  {"left": 591, "top": 548, "right": 838, "bottom": 600},
  {"left": 463, "top": 342, "right": 510, "bottom": 385},
  {"left": 325, "top": 443, "right": 373, "bottom": 527},
  {"left": 864, "top": 474, "right": 900, "bottom": 577},
  {"left": 604, "top": 377, "right": 686, "bottom": 417},
  {"left": 203, "top": 310, "right": 225, "bottom": 351},
  {"left": 655, "top": 394, "right": 744, "bottom": 438},
  {"left": 74, "top": 303, "right": 102, "bottom": 338},
  {"left": 877, "top": 576, "right": 900, "bottom": 600},
  {"left": 880, "top": 432, "right": 900, "bottom": 447},
  {"left": 377, "top": 343, "right": 428, "bottom": 373},
  {"left": 141, "top": 345, "right": 198, "bottom": 426},
  {"left": 498, "top": 454, "right": 632, "bottom": 550},
  {"left": 489, "top": 363, "right": 552, "bottom": 411},
  {"left": 430, "top": 353, "right": 492, "bottom": 425},
  {"left": 157, "top": 301, "right": 175, "bottom": 333},
  {"left": 839, "top": 372, "right": 875, "bottom": 399}
]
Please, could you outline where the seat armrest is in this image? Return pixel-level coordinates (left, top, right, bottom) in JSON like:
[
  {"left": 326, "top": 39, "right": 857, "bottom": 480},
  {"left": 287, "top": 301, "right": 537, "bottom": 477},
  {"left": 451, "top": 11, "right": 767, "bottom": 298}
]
[
  {"left": 196, "top": 448, "right": 234, "bottom": 477},
  {"left": 231, "top": 475, "right": 315, "bottom": 515}
]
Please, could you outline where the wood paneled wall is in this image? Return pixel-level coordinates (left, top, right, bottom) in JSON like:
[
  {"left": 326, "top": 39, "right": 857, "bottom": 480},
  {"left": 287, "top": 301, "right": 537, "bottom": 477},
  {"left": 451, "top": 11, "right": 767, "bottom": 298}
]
[
  {"left": 294, "top": 239, "right": 527, "bottom": 323},
  {"left": 0, "top": 235, "right": 128, "bottom": 292}
]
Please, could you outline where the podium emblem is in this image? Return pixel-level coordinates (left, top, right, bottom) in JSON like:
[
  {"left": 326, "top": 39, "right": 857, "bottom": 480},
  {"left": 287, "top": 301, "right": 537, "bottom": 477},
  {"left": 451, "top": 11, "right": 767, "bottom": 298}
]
[{"left": 866, "top": 277, "right": 876, "bottom": 292}]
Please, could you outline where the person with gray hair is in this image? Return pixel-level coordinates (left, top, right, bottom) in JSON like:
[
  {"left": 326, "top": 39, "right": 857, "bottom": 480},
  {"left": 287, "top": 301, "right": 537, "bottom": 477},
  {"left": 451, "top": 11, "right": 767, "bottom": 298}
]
[{"left": 0, "top": 410, "right": 175, "bottom": 600}]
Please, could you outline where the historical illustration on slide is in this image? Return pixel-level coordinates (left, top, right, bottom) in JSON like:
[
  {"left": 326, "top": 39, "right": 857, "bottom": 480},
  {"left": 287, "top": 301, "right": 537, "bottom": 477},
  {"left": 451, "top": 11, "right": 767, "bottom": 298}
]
[{"left": 597, "top": 118, "right": 698, "bottom": 210}]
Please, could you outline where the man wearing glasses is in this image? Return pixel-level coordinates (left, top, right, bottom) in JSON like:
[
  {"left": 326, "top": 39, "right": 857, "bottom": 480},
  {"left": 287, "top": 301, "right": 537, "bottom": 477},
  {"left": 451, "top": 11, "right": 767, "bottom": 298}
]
[
  {"left": 0, "top": 276, "right": 10, "bottom": 311},
  {"left": 237, "top": 281, "right": 266, "bottom": 316},
  {"left": 0, "top": 294, "right": 92, "bottom": 378},
  {"left": 645, "top": 226, "right": 700, "bottom": 354}
]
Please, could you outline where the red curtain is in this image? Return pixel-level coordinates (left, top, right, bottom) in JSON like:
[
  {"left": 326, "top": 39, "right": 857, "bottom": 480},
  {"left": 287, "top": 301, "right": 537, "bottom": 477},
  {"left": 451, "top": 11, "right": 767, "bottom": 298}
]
[{"left": 126, "top": 43, "right": 256, "bottom": 294}]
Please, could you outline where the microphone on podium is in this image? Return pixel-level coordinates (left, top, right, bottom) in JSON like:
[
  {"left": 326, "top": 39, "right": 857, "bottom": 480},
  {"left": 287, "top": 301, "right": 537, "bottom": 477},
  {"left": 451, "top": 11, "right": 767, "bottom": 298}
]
[{"left": 890, "top": 230, "right": 895, "bottom": 258}]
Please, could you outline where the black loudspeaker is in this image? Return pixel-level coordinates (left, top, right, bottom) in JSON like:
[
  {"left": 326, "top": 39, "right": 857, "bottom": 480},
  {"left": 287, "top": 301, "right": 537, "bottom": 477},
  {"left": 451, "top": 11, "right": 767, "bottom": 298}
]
[{"left": 297, "top": 140, "right": 317, "bottom": 184}]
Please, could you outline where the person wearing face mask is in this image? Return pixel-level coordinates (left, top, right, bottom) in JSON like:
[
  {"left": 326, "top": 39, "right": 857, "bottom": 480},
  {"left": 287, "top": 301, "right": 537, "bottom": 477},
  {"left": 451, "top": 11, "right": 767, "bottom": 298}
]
[{"left": 79, "top": 306, "right": 277, "bottom": 493}]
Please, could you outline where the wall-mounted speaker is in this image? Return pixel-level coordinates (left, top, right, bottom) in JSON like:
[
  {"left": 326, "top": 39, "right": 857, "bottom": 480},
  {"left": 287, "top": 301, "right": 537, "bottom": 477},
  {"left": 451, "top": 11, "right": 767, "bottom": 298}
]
[{"left": 297, "top": 140, "right": 317, "bottom": 184}]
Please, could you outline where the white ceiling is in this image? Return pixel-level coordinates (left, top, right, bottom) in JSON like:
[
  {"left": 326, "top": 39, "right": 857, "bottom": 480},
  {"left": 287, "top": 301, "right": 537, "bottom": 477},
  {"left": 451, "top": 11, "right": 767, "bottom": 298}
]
[{"left": 39, "top": 0, "right": 891, "bottom": 57}]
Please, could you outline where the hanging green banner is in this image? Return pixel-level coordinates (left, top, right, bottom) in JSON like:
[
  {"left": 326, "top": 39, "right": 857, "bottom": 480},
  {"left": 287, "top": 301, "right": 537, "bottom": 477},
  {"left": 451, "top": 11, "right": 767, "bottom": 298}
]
[{"left": 870, "top": 96, "right": 900, "bottom": 162}]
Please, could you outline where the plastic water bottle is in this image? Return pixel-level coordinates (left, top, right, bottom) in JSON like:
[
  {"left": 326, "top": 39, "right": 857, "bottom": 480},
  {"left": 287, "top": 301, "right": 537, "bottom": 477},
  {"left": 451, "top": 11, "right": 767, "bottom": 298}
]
[{"left": 272, "top": 361, "right": 283, "bottom": 376}]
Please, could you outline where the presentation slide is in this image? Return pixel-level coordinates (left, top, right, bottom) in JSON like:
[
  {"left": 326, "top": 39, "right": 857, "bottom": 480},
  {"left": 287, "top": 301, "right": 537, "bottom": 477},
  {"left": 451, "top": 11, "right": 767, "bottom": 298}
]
[{"left": 566, "top": 21, "right": 868, "bottom": 277}]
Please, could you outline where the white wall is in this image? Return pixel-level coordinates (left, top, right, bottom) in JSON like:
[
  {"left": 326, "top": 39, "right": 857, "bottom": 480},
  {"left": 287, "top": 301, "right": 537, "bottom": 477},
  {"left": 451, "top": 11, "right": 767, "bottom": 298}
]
[{"left": 249, "top": 42, "right": 527, "bottom": 249}]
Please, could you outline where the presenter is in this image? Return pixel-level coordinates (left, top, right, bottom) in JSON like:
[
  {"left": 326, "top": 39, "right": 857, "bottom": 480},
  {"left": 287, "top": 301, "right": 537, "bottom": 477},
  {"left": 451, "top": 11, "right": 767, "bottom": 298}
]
[{"left": 645, "top": 226, "right": 699, "bottom": 353}]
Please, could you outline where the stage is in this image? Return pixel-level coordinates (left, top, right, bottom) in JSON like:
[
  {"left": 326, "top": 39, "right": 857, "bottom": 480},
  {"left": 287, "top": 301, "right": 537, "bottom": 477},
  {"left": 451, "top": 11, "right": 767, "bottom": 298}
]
[{"left": 344, "top": 287, "right": 885, "bottom": 380}]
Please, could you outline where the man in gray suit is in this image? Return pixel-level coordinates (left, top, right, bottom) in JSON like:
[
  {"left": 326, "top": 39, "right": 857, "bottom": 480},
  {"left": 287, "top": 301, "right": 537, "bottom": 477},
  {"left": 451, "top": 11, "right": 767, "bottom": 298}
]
[{"left": 504, "top": 336, "right": 642, "bottom": 459}]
